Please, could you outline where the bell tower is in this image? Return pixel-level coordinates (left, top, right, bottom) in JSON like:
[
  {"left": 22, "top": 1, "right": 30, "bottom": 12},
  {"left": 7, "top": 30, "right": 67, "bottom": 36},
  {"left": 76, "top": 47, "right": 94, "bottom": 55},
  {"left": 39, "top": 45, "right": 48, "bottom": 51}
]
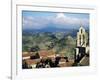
[
  {"left": 75, "top": 25, "right": 87, "bottom": 62},
  {"left": 77, "top": 25, "right": 86, "bottom": 47}
]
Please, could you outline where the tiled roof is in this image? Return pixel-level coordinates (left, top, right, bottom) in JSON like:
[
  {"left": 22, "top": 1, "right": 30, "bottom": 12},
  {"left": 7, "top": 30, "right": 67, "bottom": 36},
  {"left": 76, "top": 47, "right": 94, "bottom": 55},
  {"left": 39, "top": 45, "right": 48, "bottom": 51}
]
[
  {"left": 58, "top": 60, "right": 74, "bottom": 67},
  {"left": 22, "top": 52, "right": 36, "bottom": 57},
  {"left": 39, "top": 50, "right": 55, "bottom": 58},
  {"left": 79, "top": 56, "right": 89, "bottom": 66},
  {"left": 59, "top": 58, "right": 66, "bottom": 62},
  {"left": 26, "top": 59, "right": 40, "bottom": 65}
]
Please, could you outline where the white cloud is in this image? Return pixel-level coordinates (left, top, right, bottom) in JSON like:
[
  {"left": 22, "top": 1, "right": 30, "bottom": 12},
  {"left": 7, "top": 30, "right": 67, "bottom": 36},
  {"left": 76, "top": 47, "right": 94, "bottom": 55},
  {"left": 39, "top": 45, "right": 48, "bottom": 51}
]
[
  {"left": 23, "top": 16, "right": 50, "bottom": 29},
  {"left": 53, "top": 13, "right": 89, "bottom": 27},
  {"left": 56, "top": 13, "right": 66, "bottom": 19},
  {"left": 23, "top": 13, "right": 89, "bottom": 29}
]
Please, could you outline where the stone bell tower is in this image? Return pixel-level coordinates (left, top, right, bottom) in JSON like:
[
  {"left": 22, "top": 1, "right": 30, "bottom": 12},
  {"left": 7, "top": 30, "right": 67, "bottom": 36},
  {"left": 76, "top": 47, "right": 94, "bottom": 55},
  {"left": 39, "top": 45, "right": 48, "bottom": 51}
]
[{"left": 75, "top": 25, "right": 87, "bottom": 62}]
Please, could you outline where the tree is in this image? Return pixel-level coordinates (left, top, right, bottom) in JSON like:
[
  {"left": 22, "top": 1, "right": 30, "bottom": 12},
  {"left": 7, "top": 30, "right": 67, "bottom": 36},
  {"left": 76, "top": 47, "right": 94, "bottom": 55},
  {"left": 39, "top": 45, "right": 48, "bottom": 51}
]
[
  {"left": 30, "top": 45, "right": 40, "bottom": 52},
  {"left": 22, "top": 60, "right": 28, "bottom": 69}
]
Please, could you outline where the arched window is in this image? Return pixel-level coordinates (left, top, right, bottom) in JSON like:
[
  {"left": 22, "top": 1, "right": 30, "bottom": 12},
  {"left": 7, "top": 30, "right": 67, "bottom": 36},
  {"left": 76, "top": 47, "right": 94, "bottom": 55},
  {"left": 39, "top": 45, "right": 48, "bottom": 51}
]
[
  {"left": 83, "top": 35, "right": 85, "bottom": 44},
  {"left": 81, "top": 29, "right": 83, "bottom": 33},
  {"left": 79, "top": 35, "right": 81, "bottom": 45}
]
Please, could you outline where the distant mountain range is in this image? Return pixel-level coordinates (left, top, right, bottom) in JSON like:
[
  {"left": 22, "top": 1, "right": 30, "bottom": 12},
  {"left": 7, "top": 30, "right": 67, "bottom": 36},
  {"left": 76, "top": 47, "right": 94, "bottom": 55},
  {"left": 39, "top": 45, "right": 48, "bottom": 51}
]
[
  {"left": 23, "top": 25, "right": 89, "bottom": 32},
  {"left": 22, "top": 26, "right": 89, "bottom": 38}
]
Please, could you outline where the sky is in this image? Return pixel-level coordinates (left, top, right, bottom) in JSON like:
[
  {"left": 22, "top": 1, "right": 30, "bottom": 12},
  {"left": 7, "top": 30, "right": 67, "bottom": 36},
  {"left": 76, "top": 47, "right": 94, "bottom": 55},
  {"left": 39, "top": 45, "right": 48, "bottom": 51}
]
[{"left": 22, "top": 11, "right": 89, "bottom": 30}]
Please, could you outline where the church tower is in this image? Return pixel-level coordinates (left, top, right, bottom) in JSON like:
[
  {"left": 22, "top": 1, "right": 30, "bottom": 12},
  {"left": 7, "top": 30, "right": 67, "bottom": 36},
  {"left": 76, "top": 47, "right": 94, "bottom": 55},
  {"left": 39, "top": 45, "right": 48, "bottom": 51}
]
[
  {"left": 77, "top": 25, "right": 86, "bottom": 47},
  {"left": 75, "top": 25, "right": 87, "bottom": 62}
]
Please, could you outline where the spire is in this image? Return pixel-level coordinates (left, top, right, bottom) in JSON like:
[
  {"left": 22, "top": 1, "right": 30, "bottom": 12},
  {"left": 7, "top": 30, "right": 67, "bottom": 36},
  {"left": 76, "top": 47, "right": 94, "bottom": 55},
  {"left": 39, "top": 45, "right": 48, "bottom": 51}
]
[
  {"left": 79, "top": 22, "right": 85, "bottom": 32},
  {"left": 80, "top": 21, "right": 83, "bottom": 28}
]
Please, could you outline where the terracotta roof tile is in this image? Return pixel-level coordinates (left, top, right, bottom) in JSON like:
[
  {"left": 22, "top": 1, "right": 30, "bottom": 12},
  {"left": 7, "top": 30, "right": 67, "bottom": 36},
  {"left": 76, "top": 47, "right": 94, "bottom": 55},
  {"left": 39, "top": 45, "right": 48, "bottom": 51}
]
[
  {"left": 26, "top": 59, "right": 40, "bottom": 65},
  {"left": 22, "top": 52, "right": 36, "bottom": 57}
]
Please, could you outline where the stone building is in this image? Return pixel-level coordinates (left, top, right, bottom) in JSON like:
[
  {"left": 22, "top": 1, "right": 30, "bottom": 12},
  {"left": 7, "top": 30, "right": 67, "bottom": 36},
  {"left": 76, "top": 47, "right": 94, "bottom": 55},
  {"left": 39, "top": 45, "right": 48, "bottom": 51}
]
[{"left": 75, "top": 25, "right": 89, "bottom": 64}]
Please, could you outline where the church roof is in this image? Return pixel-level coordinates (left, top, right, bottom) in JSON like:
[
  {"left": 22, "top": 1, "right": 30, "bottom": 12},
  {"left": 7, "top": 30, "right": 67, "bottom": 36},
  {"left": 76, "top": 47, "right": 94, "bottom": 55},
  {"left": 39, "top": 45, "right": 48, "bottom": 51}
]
[{"left": 79, "top": 55, "right": 89, "bottom": 66}]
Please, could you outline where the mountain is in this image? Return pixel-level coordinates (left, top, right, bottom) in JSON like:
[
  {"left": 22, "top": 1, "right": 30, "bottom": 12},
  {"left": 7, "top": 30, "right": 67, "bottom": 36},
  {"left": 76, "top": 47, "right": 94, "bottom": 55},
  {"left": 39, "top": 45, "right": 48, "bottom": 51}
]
[
  {"left": 23, "top": 26, "right": 79, "bottom": 32},
  {"left": 22, "top": 26, "right": 89, "bottom": 38}
]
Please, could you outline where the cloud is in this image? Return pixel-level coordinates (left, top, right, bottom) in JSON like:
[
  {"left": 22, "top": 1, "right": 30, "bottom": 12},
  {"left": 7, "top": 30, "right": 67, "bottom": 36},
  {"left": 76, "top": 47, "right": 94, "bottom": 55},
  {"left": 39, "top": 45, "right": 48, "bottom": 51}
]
[
  {"left": 52, "top": 13, "right": 89, "bottom": 28},
  {"left": 23, "top": 13, "right": 89, "bottom": 30},
  {"left": 23, "top": 16, "right": 50, "bottom": 29}
]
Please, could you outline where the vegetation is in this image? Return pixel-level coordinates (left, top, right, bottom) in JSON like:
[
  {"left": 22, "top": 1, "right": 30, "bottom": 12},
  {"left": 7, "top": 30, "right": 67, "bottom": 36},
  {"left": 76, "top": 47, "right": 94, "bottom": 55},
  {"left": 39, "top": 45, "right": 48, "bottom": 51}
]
[{"left": 22, "top": 31, "right": 76, "bottom": 59}]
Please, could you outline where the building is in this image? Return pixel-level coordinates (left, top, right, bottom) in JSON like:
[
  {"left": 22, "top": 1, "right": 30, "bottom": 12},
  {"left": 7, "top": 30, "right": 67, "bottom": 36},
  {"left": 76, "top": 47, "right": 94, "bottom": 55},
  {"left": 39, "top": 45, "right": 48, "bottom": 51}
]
[
  {"left": 76, "top": 25, "right": 87, "bottom": 48},
  {"left": 22, "top": 52, "right": 39, "bottom": 60},
  {"left": 22, "top": 52, "right": 31, "bottom": 60},
  {"left": 25, "top": 59, "right": 40, "bottom": 68},
  {"left": 38, "top": 49, "right": 56, "bottom": 59},
  {"left": 75, "top": 25, "right": 89, "bottom": 63}
]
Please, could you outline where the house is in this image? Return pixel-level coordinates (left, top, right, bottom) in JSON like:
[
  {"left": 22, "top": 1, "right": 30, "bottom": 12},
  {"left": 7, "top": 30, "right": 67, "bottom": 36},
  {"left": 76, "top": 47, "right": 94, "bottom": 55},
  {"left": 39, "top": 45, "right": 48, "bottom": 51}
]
[
  {"left": 22, "top": 52, "right": 31, "bottom": 60},
  {"left": 38, "top": 50, "right": 48, "bottom": 59},
  {"left": 38, "top": 49, "right": 56, "bottom": 59},
  {"left": 22, "top": 52, "right": 37, "bottom": 60},
  {"left": 25, "top": 59, "right": 40, "bottom": 68},
  {"left": 59, "top": 58, "right": 66, "bottom": 65},
  {"left": 47, "top": 50, "right": 56, "bottom": 58}
]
